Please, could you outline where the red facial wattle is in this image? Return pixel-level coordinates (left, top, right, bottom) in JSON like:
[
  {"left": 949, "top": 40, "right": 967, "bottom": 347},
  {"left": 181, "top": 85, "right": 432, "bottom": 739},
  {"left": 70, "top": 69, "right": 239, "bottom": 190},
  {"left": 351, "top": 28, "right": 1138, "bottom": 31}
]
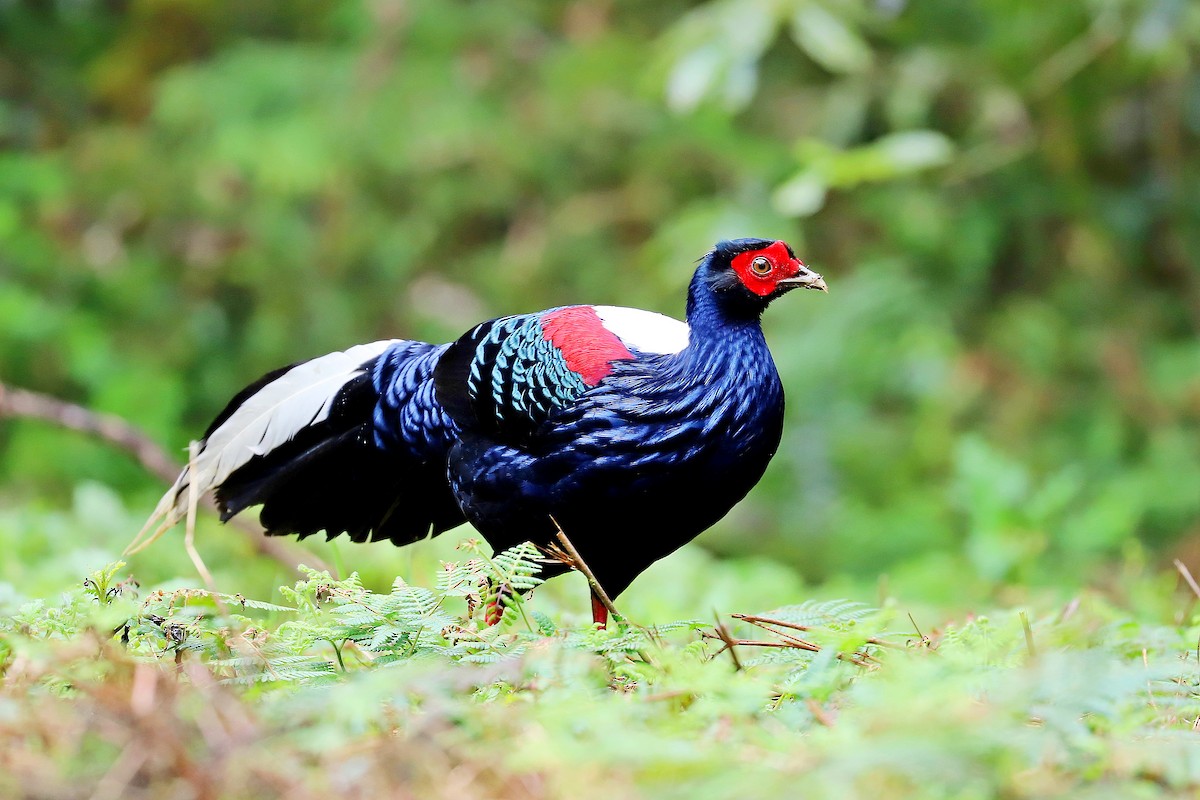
[{"left": 730, "top": 241, "right": 804, "bottom": 296}]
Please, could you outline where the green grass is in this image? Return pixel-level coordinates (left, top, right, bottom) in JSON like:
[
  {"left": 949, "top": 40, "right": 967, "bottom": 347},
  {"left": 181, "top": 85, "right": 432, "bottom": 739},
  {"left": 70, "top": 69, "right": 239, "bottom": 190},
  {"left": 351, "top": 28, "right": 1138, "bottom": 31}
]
[{"left": 3, "top": 539, "right": 1200, "bottom": 800}]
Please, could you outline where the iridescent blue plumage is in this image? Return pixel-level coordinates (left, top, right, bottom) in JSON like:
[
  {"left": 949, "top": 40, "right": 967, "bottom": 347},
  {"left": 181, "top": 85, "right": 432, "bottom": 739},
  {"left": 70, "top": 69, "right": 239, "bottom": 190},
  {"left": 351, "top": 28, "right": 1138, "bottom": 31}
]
[
  {"left": 469, "top": 312, "right": 590, "bottom": 430},
  {"left": 175, "top": 238, "right": 826, "bottom": 625},
  {"left": 434, "top": 306, "right": 633, "bottom": 438},
  {"left": 442, "top": 249, "right": 792, "bottom": 599},
  {"left": 372, "top": 340, "right": 458, "bottom": 455}
]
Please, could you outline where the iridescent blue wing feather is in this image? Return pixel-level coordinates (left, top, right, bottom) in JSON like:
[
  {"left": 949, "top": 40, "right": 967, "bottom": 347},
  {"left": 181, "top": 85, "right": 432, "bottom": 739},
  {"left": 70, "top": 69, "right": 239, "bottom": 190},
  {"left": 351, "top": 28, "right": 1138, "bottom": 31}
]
[{"left": 434, "top": 306, "right": 638, "bottom": 440}]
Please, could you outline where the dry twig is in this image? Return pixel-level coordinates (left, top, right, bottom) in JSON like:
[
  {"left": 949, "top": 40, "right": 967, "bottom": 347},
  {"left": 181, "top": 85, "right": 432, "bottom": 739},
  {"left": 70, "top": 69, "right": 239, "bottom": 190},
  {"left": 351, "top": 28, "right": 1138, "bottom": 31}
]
[
  {"left": 732, "top": 612, "right": 899, "bottom": 649},
  {"left": 711, "top": 612, "right": 743, "bottom": 671},
  {"left": 805, "top": 698, "right": 836, "bottom": 727},
  {"left": 1175, "top": 559, "right": 1200, "bottom": 602},
  {"left": 700, "top": 630, "right": 872, "bottom": 668},
  {"left": 546, "top": 516, "right": 622, "bottom": 624},
  {"left": 907, "top": 612, "right": 934, "bottom": 649},
  {"left": 701, "top": 618, "right": 874, "bottom": 668}
]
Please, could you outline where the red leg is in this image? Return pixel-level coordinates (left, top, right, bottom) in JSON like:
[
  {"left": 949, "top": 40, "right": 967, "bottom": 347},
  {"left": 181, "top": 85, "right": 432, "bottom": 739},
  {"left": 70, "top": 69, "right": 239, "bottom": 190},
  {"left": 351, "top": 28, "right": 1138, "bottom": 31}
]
[{"left": 591, "top": 591, "right": 608, "bottom": 629}]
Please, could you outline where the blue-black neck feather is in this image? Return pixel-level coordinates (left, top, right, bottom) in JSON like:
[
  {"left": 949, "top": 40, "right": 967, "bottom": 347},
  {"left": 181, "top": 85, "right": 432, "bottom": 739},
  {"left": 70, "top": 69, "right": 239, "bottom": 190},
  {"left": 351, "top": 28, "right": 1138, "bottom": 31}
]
[
  {"left": 683, "top": 241, "right": 776, "bottom": 363},
  {"left": 686, "top": 238, "right": 778, "bottom": 326},
  {"left": 668, "top": 243, "right": 783, "bottom": 409}
]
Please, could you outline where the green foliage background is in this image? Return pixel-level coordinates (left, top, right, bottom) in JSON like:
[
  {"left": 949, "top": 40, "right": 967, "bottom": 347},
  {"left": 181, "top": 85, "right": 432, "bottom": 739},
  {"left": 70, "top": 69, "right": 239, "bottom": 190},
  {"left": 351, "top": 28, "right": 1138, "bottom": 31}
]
[
  {"left": 4, "top": 0, "right": 1199, "bottom": 598},
  {"left": 2, "top": 1, "right": 1200, "bottom": 796}
]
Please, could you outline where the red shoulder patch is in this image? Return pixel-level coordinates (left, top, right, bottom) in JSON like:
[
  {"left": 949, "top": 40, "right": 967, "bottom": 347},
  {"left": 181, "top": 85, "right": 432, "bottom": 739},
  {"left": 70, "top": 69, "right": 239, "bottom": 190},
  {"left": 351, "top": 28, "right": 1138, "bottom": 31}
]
[{"left": 541, "top": 306, "right": 634, "bottom": 386}]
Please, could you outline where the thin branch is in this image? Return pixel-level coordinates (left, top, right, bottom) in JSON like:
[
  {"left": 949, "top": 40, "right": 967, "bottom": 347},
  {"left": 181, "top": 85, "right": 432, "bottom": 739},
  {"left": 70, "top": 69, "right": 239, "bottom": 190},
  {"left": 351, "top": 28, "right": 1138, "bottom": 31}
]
[
  {"left": 547, "top": 516, "right": 622, "bottom": 624},
  {"left": 0, "top": 381, "right": 179, "bottom": 482},
  {"left": 1174, "top": 559, "right": 1200, "bottom": 624},
  {"left": 0, "top": 381, "right": 329, "bottom": 575},
  {"left": 1175, "top": 559, "right": 1200, "bottom": 601},
  {"left": 732, "top": 617, "right": 822, "bottom": 651},
  {"left": 1057, "top": 597, "right": 1081, "bottom": 624},
  {"left": 699, "top": 631, "right": 871, "bottom": 668},
  {"left": 711, "top": 612, "right": 743, "bottom": 671},
  {"left": 907, "top": 612, "right": 933, "bottom": 649},
  {"left": 710, "top": 610, "right": 887, "bottom": 667},
  {"left": 732, "top": 612, "right": 899, "bottom": 649},
  {"left": 805, "top": 698, "right": 836, "bottom": 728},
  {"left": 702, "top": 632, "right": 818, "bottom": 653}
]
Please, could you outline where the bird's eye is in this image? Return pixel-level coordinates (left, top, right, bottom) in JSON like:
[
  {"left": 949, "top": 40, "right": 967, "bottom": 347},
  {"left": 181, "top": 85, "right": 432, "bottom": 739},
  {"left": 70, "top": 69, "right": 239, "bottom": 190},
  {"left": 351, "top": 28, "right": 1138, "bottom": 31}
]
[{"left": 750, "top": 256, "right": 772, "bottom": 276}]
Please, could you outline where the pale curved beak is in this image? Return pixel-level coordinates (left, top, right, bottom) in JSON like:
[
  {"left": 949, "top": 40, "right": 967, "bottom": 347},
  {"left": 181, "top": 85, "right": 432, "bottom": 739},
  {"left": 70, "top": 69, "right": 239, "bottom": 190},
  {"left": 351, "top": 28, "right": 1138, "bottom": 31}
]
[{"left": 777, "top": 265, "right": 828, "bottom": 293}]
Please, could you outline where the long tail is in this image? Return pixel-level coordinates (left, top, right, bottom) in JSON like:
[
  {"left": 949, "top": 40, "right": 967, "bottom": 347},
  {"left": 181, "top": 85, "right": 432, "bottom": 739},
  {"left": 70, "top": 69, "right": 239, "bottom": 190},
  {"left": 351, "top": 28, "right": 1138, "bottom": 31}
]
[{"left": 130, "top": 340, "right": 464, "bottom": 554}]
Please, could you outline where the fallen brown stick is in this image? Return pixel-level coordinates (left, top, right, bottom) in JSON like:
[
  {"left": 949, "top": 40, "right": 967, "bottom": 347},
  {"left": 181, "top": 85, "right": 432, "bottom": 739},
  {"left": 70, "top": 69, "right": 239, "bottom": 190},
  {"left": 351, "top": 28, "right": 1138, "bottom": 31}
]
[
  {"left": 700, "top": 629, "right": 872, "bottom": 668},
  {"left": 732, "top": 612, "right": 900, "bottom": 649}
]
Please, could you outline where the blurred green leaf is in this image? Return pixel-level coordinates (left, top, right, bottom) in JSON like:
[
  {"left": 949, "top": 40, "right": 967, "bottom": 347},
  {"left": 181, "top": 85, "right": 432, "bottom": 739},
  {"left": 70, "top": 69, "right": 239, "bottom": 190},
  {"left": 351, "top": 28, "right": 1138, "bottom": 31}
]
[
  {"left": 789, "top": 2, "right": 873, "bottom": 75},
  {"left": 772, "top": 169, "right": 828, "bottom": 216},
  {"left": 0, "top": 0, "right": 1197, "bottom": 613}
]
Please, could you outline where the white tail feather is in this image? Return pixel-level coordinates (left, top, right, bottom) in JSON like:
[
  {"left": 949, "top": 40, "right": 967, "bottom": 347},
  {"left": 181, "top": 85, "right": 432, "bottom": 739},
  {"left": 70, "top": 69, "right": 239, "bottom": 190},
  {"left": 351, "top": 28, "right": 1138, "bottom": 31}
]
[{"left": 127, "top": 340, "right": 397, "bottom": 553}]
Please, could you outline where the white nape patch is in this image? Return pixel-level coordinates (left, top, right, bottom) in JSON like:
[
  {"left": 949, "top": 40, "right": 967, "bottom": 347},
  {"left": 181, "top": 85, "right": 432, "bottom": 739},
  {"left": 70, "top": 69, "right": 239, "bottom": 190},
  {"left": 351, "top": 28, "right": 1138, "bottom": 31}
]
[
  {"left": 164, "top": 340, "right": 398, "bottom": 518},
  {"left": 593, "top": 305, "right": 690, "bottom": 355}
]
